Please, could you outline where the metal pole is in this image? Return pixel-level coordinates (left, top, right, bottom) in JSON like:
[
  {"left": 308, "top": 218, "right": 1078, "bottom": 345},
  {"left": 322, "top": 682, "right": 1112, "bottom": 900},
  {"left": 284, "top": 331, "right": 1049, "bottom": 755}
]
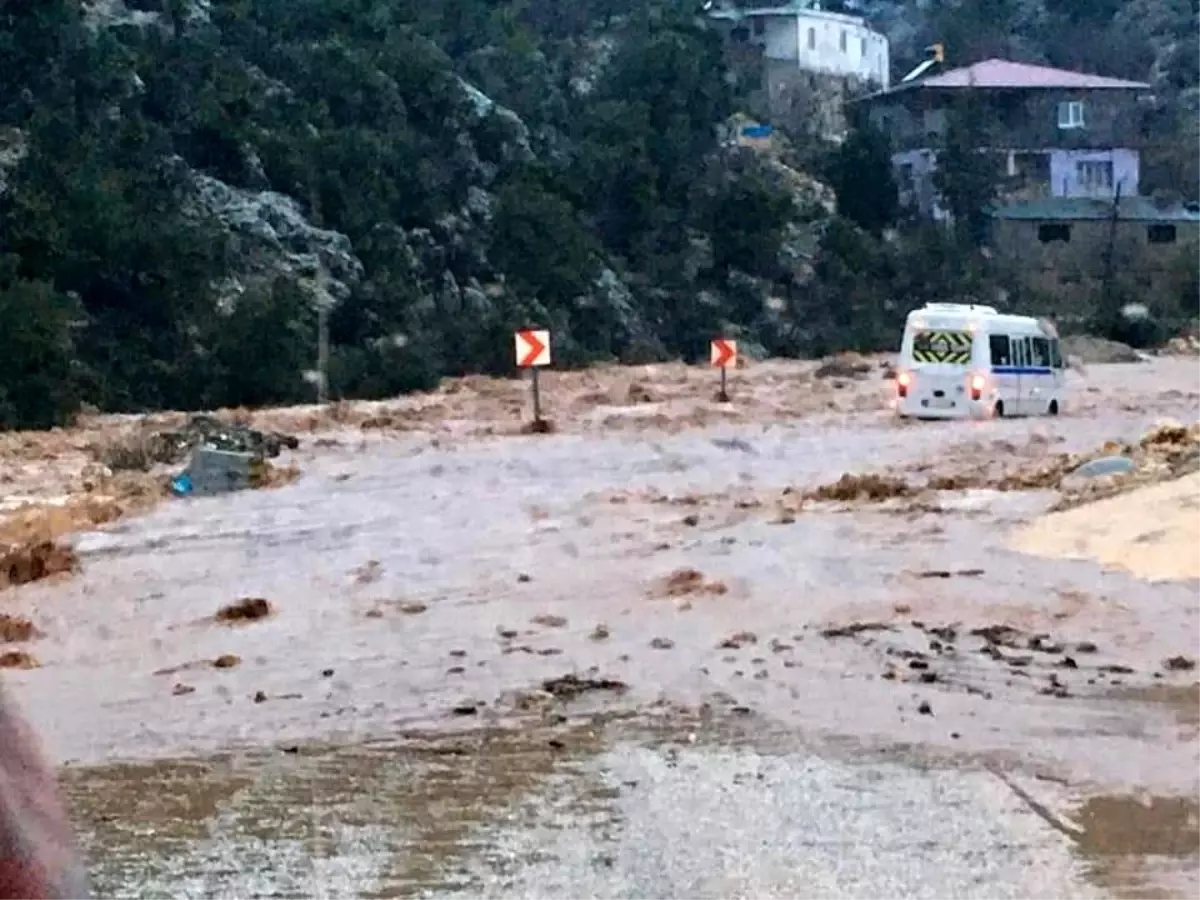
[
  {"left": 1100, "top": 180, "right": 1122, "bottom": 323},
  {"left": 531, "top": 368, "right": 542, "bottom": 423},
  {"left": 317, "top": 304, "right": 329, "bottom": 405},
  {"left": 718, "top": 366, "right": 729, "bottom": 403}
]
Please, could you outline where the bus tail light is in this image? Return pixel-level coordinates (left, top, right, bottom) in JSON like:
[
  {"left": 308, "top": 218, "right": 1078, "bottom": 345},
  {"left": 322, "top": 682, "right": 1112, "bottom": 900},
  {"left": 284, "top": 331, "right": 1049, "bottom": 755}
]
[
  {"left": 969, "top": 373, "right": 986, "bottom": 401},
  {"left": 896, "top": 370, "right": 912, "bottom": 398}
]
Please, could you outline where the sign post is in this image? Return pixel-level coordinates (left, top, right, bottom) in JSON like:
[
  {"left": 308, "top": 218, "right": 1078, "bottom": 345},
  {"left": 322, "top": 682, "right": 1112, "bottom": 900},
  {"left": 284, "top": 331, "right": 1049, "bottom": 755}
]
[
  {"left": 316, "top": 304, "right": 329, "bottom": 405},
  {"left": 515, "top": 329, "right": 552, "bottom": 428},
  {"left": 710, "top": 338, "right": 737, "bottom": 402},
  {"left": 312, "top": 291, "right": 336, "bottom": 405}
]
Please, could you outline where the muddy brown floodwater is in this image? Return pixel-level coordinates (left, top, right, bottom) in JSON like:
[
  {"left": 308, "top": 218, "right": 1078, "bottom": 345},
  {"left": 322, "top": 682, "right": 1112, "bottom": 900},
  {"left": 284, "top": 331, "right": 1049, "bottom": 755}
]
[{"left": 3, "top": 357, "right": 1199, "bottom": 898}]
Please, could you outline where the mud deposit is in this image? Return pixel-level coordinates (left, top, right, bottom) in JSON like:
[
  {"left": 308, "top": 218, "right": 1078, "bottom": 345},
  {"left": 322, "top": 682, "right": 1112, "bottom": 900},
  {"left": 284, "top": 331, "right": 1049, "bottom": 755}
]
[{"left": 6, "top": 358, "right": 1199, "bottom": 897}]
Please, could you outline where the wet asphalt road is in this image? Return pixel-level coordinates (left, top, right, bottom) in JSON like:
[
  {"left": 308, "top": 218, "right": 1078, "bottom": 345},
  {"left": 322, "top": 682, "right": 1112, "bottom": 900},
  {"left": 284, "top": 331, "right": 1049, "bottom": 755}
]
[
  {"left": 66, "top": 721, "right": 1113, "bottom": 900},
  {"left": 452, "top": 744, "right": 1102, "bottom": 900}
]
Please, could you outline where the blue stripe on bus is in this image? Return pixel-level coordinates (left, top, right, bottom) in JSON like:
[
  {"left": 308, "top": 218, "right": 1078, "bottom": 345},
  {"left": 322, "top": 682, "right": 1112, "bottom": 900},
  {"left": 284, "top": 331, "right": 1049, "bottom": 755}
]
[{"left": 992, "top": 366, "right": 1054, "bottom": 374}]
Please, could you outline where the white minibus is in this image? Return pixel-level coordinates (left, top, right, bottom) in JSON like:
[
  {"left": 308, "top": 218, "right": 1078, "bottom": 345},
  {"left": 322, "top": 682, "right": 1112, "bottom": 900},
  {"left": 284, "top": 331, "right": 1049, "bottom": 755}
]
[{"left": 895, "top": 302, "right": 1067, "bottom": 419}]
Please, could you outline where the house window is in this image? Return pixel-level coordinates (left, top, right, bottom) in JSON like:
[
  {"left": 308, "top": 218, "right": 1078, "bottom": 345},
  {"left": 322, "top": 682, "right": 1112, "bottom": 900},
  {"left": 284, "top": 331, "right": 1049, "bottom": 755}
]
[
  {"left": 923, "top": 107, "right": 946, "bottom": 138},
  {"left": 752, "top": 17, "right": 765, "bottom": 36},
  {"left": 1147, "top": 224, "right": 1177, "bottom": 244},
  {"left": 808, "top": 27, "right": 816, "bottom": 49},
  {"left": 861, "top": 37, "right": 868, "bottom": 57},
  {"left": 1057, "top": 100, "right": 1085, "bottom": 129},
  {"left": 1010, "top": 151, "right": 1051, "bottom": 184},
  {"left": 1076, "top": 160, "right": 1113, "bottom": 191},
  {"left": 840, "top": 30, "right": 847, "bottom": 52},
  {"left": 1037, "top": 223, "right": 1071, "bottom": 243}
]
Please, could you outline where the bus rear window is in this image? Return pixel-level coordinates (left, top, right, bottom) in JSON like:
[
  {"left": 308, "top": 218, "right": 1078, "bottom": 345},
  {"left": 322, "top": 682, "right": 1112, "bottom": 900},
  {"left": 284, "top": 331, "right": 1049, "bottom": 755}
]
[{"left": 911, "top": 330, "right": 972, "bottom": 364}]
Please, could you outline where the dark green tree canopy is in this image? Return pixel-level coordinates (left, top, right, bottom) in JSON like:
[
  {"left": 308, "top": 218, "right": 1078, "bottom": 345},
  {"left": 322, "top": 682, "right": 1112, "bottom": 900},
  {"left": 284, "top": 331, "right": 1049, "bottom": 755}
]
[{"left": 828, "top": 121, "right": 899, "bottom": 236}]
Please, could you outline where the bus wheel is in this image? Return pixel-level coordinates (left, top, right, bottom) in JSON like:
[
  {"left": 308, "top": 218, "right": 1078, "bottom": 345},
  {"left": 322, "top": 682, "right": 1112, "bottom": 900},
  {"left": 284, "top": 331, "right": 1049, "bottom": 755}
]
[
  {"left": 1048, "top": 399, "right": 1059, "bottom": 416},
  {"left": 993, "top": 401, "right": 1005, "bottom": 419}
]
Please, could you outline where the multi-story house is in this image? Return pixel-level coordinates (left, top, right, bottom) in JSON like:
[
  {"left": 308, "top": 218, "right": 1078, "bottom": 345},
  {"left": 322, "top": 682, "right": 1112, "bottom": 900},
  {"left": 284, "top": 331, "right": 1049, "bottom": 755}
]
[
  {"left": 709, "top": 2, "right": 890, "bottom": 136},
  {"left": 854, "top": 58, "right": 1152, "bottom": 217}
]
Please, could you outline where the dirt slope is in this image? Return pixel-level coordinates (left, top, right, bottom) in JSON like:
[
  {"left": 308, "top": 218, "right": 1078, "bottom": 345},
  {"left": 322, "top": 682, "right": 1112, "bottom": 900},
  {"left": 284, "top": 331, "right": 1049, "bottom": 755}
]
[{"left": 1010, "top": 472, "right": 1200, "bottom": 582}]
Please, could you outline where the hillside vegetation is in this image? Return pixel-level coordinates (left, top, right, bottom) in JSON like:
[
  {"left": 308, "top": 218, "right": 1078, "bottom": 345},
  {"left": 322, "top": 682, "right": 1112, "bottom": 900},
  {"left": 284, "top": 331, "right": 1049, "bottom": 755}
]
[{"left": 0, "top": 0, "right": 1194, "bottom": 428}]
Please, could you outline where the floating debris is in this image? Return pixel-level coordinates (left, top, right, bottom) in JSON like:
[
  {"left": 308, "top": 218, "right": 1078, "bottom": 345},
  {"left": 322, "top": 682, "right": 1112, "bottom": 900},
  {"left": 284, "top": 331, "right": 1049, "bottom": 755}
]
[
  {"left": 0, "top": 650, "right": 39, "bottom": 669},
  {"left": 100, "top": 415, "right": 299, "bottom": 472},
  {"left": 0, "top": 540, "right": 78, "bottom": 590},
  {"left": 807, "top": 473, "right": 912, "bottom": 503},
  {"left": 216, "top": 597, "right": 273, "bottom": 624},
  {"left": 821, "top": 622, "right": 894, "bottom": 639},
  {"left": 0, "top": 615, "right": 40, "bottom": 643},
  {"left": 541, "top": 674, "right": 628, "bottom": 700}
]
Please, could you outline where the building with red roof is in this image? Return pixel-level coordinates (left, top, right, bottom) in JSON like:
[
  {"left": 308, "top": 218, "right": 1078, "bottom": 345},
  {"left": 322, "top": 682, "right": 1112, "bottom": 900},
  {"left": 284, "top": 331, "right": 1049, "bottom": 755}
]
[{"left": 854, "top": 58, "right": 1153, "bottom": 218}]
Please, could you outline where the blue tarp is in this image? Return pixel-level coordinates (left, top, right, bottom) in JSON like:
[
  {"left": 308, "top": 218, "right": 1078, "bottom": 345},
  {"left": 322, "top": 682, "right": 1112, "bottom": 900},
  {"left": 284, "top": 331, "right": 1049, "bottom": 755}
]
[
  {"left": 170, "top": 473, "right": 194, "bottom": 496},
  {"left": 740, "top": 124, "right": 774, "bottom": 139}
]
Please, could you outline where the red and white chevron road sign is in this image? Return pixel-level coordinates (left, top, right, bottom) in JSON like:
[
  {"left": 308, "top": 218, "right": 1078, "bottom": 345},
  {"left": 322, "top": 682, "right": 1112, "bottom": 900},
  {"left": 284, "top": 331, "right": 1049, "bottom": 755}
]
[
  {"left": 515, "top": 329, "right": 551, "bottom": 368},
  {"left": 710, "top": 338, "right": 737, "bottom": 369}
]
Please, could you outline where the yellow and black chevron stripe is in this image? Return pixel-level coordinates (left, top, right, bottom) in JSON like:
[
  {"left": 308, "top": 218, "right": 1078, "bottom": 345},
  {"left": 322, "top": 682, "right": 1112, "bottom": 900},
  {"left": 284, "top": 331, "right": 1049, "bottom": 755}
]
[{"left": 911, "top": 330, "right": 972, "bottom": 365}]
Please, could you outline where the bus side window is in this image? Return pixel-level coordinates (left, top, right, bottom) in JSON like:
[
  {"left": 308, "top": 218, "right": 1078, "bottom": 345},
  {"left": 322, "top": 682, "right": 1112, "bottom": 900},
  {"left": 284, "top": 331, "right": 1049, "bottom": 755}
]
[
  {"left": 1030, "top": 337, "right": 1050, "bottom": 367},
  {"left": 1013, "top": 337, "right": 1029, "bottom": 367},
  {"left": 988, "top": 334, "right": 1011, "bottom": 366},
  {"left": 1049, "top": 339, "right": 1063, "bottom": 369}
]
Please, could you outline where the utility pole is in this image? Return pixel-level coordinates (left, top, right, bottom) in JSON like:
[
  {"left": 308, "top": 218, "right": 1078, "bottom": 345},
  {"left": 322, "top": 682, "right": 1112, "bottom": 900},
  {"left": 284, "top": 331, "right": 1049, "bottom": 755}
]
[{"left": 1099, "top": 180, "right": 1123, "bottom": 320}]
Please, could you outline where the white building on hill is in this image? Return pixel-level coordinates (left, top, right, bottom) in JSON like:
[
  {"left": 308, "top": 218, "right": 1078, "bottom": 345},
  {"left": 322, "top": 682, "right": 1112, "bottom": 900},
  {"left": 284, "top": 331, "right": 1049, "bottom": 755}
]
[{"left": 709, "top": 2, "right": 891, "bottom": 89}]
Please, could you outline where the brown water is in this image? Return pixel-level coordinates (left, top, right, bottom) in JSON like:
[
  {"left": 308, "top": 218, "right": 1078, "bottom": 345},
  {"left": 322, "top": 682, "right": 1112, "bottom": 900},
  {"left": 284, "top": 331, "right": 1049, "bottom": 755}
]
[
  {"left": 5, "top": 359, "right": 1198, "bottom": 897},
  {"left": 65, "top": 724, "right": 612, "bottom": 897}
]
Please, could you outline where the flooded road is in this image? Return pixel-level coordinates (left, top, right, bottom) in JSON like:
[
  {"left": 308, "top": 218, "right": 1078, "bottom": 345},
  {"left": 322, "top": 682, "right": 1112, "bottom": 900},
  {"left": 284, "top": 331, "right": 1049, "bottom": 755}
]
[
  {"left": 59, "top": 718, "right": 1119, "bottom": 899},
  {"left": 5, "top": 358, "right": 1199, "bottom": 896}
]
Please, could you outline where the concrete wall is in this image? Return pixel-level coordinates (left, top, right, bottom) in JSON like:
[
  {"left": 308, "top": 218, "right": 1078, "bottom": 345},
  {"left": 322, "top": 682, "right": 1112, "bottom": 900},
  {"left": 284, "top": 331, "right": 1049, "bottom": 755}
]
[
  {"left": 889, "top": 147, "right": 1143, "bottom": 217},
  {"left": 866, "top": 88, "right": 1148, "bottom": 154},
  {"left": 991, "top": 217, "right": 1200, "bottom": 265},
  {"left": 1048, "top": 148, "right": 1140, "bottom": 199},
  {"left": 757, "top": 15, "right": 801, "bottom": 62},
  {"left": 764, "top": 61, "right": 871, "bottom": 140},
  {"left": 891, "top": 148, "right": 946, "bottom": 219},
  {"left": 991, "top": 217, "right": 1199, "bottom": 323}
]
